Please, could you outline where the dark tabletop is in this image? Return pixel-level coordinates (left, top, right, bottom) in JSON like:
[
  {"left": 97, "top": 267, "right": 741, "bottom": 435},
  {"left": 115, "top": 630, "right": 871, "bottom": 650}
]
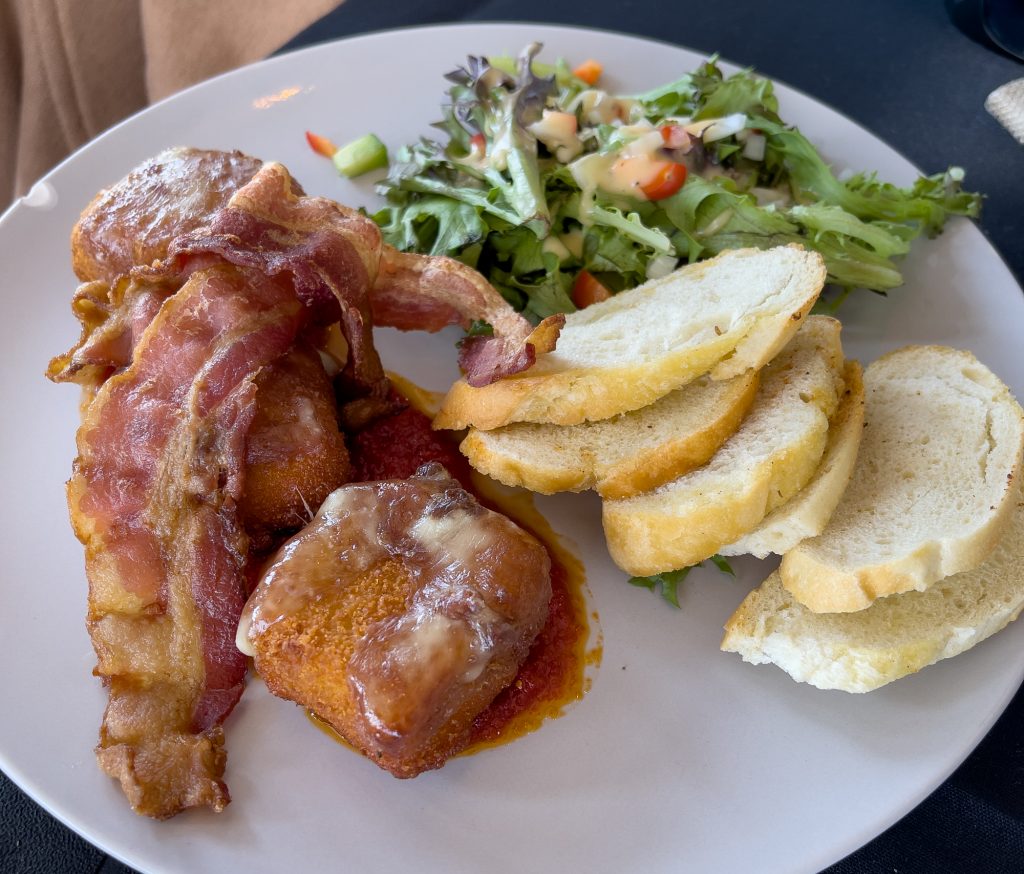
[{"left": 4, "top": 1, "right": 1023, "bottom": 872}]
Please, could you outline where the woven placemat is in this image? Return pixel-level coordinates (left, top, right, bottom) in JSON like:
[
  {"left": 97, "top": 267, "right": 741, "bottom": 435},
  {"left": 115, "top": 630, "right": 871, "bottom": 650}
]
[{"left": 986, "top": 78, "right": 1024, "bottom": 144}]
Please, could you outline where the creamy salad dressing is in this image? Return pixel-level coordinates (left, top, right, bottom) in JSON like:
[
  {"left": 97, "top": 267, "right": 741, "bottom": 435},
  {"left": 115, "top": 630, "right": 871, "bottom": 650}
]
[
  {"left": 569, "top": 128, "right": 669, "bottom": 218},
  {"left": 527, "top": 110, "right": 583, "bottom": 162},
  {"left": 569, "top": 89, "right": 642, "bottom": 126},
  {"left": 466, "top": 78, "right": 764, "bottom": 222}
]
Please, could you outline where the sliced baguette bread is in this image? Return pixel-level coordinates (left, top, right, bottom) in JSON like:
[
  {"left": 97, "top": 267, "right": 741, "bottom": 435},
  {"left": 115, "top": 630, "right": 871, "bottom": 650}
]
[
  {"left": 433, "top": 245, "right": 825, "bottom": 431},
  {"left": 720, "top": 360, "right": 865, "bottom": 559},
  {"left": 721, "top": 487, "right": 1024, "bottom": 692},
  {"left": 458, "top": 369, "right": 759, "bottom": 499},
  {"left": 780, "top": 346, "right": 1024, "bottom": 614},
  {"left": 603, "top": 316, "right": 846, "bottom": 576}
]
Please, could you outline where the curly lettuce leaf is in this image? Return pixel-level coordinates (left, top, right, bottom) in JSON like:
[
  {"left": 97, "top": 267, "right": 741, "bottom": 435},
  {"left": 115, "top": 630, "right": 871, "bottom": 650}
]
[
  {"left": 487, "top": 255, "right": 575, "bottom": 320},
  {"left": 660, "top": 176, "right": 941, "bottom": 291},
  {"left": 628, "top": 567, "right": 691, "bottom": 608},
  {"left": 443, "top": 43, "right": 553, "bottom": 235},
  {"left": 629, "top": 555, "right": 736, "bottom": 608},
  {"left": 581, "top": 225, "right": 649, "bottom": 280},
  {"left": 633, "top": 58, "right": 724, "bottom": 119},
  {"left": 588, "top": 203, "right": 675, "bottom": 255},
  {"left": 693, "top": 68, "right": 780, "bottom": 121},
  {"left": 374, "top": 195, "right": 487, "bottom": 255},
  {"left": 662, "top": 176, "right": 801, "bottom": 256},
  {"left": 756, "top": 118, "right": 982, "bottom": 234}
]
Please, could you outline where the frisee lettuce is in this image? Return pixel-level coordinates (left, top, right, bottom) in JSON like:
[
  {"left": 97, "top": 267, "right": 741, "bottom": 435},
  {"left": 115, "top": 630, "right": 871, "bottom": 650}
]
[{"left": 629, "top": 555, "right": 736, "bottom": 608}]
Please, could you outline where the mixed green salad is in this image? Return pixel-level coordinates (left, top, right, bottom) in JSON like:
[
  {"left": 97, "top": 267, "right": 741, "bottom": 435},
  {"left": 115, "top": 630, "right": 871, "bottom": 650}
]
[{"left": 370, "top": 43, "right": 981, "bottom": 318}]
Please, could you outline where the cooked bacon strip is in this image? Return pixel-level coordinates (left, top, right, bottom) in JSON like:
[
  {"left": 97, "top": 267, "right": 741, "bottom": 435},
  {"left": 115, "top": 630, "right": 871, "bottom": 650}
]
[
  {"left": 456, "top": 315, "right": 565, "bottom": 388},
  {"left": 68, "top": 147, "right": 559, "bottom": 395},
  {"left": 46, "top": 275, "right": 178, "bottom": 395},
  {"left": 53, "top": 148, "right": 265, "bottom": 397},
  {"left": 68, "top": 263, "right": 307, "bottom": 818},
  {"left": 161, "top": 162, "right": 389, "bottom": 404},
  {"left": 64, "top": 155, "right": 560, "bottom": 397},
  {"left": 373, "top": 247, "right": 563, "bottom": 387},
  {"left": 71, "top": 147, "right": 264, "bottom": 284}
]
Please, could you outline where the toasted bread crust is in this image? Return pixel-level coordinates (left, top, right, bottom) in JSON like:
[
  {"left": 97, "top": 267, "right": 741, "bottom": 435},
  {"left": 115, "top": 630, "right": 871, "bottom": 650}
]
[
  {"left": 602, "top": 317, "right": 845, "bottom": 576},
  {"left": 722, "top": 488, "right": 1024, "bottom": 692},
  {"left": 780, "top": 346, "right": 1024, "bottom": 613},
  {"left": 433, "top": 246, "right": 825, "bottom": 431},
  {"left": 721, "top": 360, "right": 865, "bottom": 559},
  {"left": 596, "top": 371, "right": 760, "bottom": 499},
  {"left": 459, "top": 370, "right": 760, "bottom": 499},
  {"left": 434, "top": 331, "right": 740, "bottom": 431},
  {"left": 603, "top": 430, "right": 830, "bottom": 576},
  {"left": 780, "top": 531, "right": 1014, "bottom": 614}
]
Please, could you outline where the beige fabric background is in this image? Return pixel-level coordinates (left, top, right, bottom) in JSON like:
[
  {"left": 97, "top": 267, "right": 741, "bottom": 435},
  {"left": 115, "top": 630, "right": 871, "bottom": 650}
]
[{"left": 1, "top": 0, "right": 341, "bottom": 205}]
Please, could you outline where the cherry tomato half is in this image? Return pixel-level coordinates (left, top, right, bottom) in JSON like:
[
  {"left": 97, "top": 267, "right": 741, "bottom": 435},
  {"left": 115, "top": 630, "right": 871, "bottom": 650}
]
[
  {"left": 571, "top": 270, "right": 613, "bottom": 309},
  {"left": 641, "top": 162, "right": 688, "bottom": 200}
]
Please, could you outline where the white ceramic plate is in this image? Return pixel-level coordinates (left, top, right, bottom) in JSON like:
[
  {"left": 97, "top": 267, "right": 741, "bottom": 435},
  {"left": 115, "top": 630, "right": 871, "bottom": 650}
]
[{"left": 3, "top": 22, "right": 1022, "bottom": 874}]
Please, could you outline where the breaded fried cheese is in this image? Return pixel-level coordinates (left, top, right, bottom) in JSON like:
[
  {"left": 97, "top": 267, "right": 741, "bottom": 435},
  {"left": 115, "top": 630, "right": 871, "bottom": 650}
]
[
  {"left": 239, "top": 342, "right": 351, "bottom": 550},
  {"left": 237, "top": 463, "right": 551, "bottom": 777}
]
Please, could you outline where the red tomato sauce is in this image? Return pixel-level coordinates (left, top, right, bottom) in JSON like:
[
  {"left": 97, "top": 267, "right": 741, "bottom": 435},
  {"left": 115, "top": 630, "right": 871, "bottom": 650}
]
[
  {"left": 347, "top": 390, "right": 594, "bottom": 747},
  {"left": 349, "top": 393, "right": 471, "bottom": 483},
  {"left": 469, "top": 558, "right": 582, "bottom": 745}
]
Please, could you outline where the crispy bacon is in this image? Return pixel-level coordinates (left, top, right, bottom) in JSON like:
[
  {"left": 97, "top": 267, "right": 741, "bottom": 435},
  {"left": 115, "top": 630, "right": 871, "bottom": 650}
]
[
  {"left": 62, "top": 156, "right": 560, "bottom": 398},
  {"left": 373, "top": 247, "right": 563, "bottom": 386},
  {"left": 53, "top": 156, "right": 366, "bottom": 817},
  {"left": 65, "top": 147, "right": 560, "bottom": 395},
  {"left": 457, "top": 314, "right": 564, "bottom": 388},
  {"left": 46, "top": 275, "right": 178, "bottom": 395},
  {"left": 53, "top": 148, "right": 267, "bottom": 397},
  {"left": 69, "top": 264, "right": 307, "bottom": 818},
  {"left": 161, "top": 162, "right": 389, "bottom": 406},
  {"left": 71, "top": 147, "right": 264, "bottom": 284}
]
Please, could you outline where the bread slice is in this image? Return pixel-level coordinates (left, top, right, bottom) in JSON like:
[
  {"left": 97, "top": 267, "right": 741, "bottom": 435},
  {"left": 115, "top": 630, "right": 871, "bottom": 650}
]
[
  {"left": 780, "top": 346, "right": 1024, "bottom": 614},
  {"left": 433, "top": 245, "right": 825, "bottom": 431},
  {"left": 602, "top": 316, "right": 846, "bottom": 576},
  {"left": 721, "top": 488, "right": 1024, "bottom": 692},
  {"left": 720, "top": 360, "right": 865, "bottom": 559},
  {"left": 458, "top": 369, "right": 759, "bottom": 499}
]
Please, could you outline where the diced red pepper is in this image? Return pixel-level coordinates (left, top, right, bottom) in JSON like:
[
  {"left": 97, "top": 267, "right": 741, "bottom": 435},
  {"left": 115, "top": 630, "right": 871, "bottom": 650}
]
[
  {"left": 641, "top": 162, "right": 688, "bottom": 200},
  {"left": 305, "top": 130, "right": 338, "bottom": 158},
  {"left": 660, "top": 124, "right": 691, "bottom": 150},
  {"left": 571, "top": 270, "right": 612, "bottom": 309},
  {"left": 573, "top": 59, "right": 603, "bottom": 86},
  {"left": 470, "top": 133, "right": 486, "bottom": 153}
]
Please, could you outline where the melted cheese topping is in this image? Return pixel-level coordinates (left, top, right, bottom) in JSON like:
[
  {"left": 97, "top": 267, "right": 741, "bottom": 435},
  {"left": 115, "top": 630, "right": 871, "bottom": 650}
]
[{"left": 238, "top": 463, "right": 551, "bottom": 743}]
